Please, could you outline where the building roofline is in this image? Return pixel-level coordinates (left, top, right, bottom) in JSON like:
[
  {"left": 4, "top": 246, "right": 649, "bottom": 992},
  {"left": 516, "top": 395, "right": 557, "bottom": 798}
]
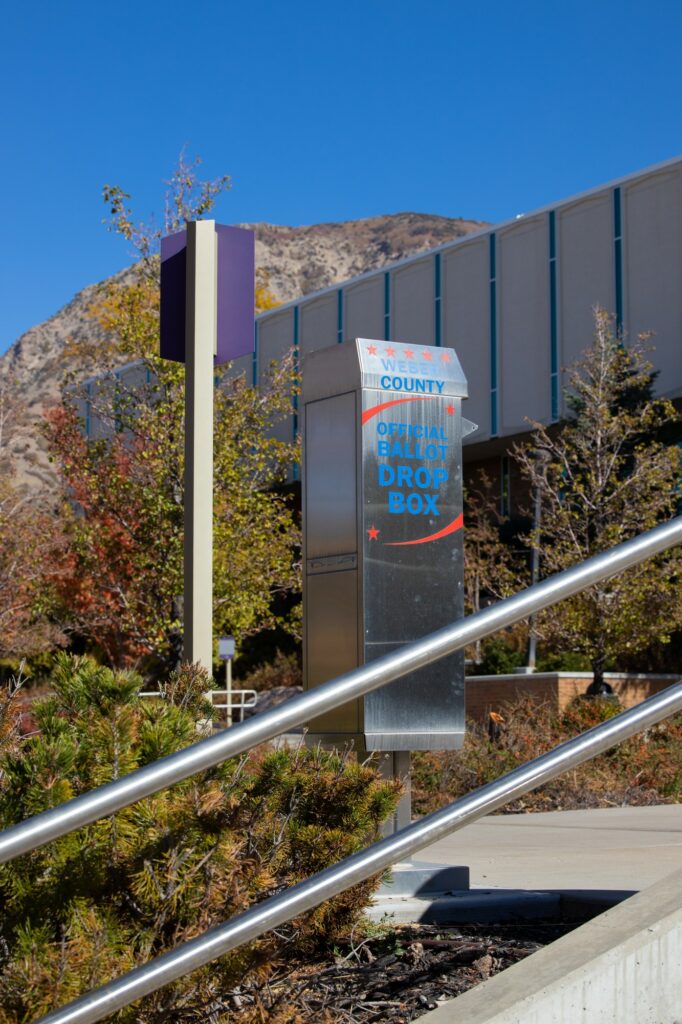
[{"left": 256, "top": 153, "right": 682, "bottom": 323}]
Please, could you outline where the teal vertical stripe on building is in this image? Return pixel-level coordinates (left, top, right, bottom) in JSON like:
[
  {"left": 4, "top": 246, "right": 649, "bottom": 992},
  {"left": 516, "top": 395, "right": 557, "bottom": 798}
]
[
  {"left": 292, "top": 306, "right": 300, "bottom": 481},
  {"left": 384, "top": 272, "right": 391, "bottom": 340},
  {"left": 337, "top": 289, "right": 344, "bottom": 343},
  {"left": 434, "top": 253, "right": 442, "bottom": 347},
  {"left": 549, "top": 210, "right": 559, "bottom": 421},
  {"left": 489, "top": 233, "right": 498, "bottom": 437},
  {"left": 252, "top": 321, "right": 259, "bottom": 387},
  {"left": 613, "top": 187, "right": 624, "bottom": 334}
]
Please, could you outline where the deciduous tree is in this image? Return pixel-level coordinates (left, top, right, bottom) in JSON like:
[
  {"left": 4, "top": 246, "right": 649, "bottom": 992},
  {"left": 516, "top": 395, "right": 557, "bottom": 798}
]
[
  {"left": 46, "top": 155, "right": 299, "bottom": 669},
  {"left": 463, "top": 474, "right": 524, "bottom": 666}
]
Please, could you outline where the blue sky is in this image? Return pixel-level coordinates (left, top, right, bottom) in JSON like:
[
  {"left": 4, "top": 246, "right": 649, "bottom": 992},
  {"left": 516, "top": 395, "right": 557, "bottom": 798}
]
[{"left": 2, "top": 0, "right": 681, "bottom": 354}]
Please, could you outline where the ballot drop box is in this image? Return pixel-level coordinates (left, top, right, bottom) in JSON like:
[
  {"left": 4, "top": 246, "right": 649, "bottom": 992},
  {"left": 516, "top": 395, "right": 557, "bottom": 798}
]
[{"left": 302, "top": 339, "right": 474, "bottom": 752}]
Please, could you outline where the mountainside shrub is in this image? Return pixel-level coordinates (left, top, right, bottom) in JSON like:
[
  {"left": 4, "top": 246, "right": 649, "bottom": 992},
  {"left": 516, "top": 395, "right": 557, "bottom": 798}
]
[
  {"left": 0, "top": 655, "right": 398, "bottom": 1022},
  {"left": 239, "top": 649, "right": 302, "bottom": 692}
]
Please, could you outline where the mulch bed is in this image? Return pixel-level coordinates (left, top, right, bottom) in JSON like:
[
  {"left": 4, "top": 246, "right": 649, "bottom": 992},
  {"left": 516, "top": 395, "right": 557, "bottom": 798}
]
[{"left": 221, "top": 920, "right": 578, "bottom": 1023}]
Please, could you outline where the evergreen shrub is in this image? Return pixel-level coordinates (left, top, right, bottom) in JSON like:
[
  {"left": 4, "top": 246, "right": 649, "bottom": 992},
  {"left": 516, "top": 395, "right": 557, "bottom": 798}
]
[{"left": 0, "top": 655, "right": 398, "bottom": 1022}]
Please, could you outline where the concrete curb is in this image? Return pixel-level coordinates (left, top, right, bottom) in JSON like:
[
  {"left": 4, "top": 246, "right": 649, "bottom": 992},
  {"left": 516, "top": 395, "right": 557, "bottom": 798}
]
[{"left": 418, "top": 867, "right": 682, "bottom": 1024}]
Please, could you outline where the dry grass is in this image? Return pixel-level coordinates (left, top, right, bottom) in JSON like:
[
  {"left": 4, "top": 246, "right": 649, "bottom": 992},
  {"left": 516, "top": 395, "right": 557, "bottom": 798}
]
[{"left": 411, "top": 695, "right": 682, "bottom": 816}]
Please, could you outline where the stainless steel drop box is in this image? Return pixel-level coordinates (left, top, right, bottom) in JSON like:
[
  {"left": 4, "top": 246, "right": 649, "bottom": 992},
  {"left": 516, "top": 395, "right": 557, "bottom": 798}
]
[{"left": 302, "top": 339, "right": 475, "bottom": 751}]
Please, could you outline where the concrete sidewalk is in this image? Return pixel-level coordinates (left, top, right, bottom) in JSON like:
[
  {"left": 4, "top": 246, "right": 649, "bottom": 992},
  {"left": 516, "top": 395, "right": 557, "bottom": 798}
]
[{"left": 420, "top": 804, "right": 682, "bottom": 892}]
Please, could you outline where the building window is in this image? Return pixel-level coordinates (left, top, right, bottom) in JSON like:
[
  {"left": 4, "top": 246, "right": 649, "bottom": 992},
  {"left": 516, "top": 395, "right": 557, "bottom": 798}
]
[{"left": 337, "top": 289, "right": 344, "bottom": 344}]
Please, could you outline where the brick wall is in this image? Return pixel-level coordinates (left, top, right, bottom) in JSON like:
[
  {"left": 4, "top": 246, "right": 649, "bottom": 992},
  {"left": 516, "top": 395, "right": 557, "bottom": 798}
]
[{"left": 465, "top": 672, "right": 680, "bottom": 721}]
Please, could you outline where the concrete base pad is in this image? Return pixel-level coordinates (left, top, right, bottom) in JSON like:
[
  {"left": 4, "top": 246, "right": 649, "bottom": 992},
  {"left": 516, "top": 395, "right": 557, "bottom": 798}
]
[
  {"left": 369, "top": 887, "right": 633, "bottom": 925},
  {"left": 378, "top": 860, "right": 470, "bottom": 897}
]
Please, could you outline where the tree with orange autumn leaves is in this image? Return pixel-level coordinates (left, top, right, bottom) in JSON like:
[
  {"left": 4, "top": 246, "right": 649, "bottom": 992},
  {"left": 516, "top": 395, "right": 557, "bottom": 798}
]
[{"left": 42, "top": 155, "right": 299, "bottom": 669}]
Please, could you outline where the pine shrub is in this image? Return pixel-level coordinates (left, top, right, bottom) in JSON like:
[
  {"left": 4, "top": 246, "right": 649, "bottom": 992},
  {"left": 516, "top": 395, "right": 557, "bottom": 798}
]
[{"left": 0, "top": 655, "right": 398, "bottom": 1022}]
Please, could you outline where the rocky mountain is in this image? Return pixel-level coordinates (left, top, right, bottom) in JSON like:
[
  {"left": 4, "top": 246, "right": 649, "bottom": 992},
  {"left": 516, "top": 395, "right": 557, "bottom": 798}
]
[
  {"left": 246, "top": 212, "right": 486, "bottom": 302},
  {"left": 0, "top": 212, "right": 487, "bottom": 494}
]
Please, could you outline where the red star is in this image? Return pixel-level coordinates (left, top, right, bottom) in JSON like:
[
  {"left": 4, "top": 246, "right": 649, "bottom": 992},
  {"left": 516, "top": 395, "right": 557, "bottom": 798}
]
[
  {"left": 403, "top": 348, "right": 415, "bottom": 359},
  {"left": 440, "top": 351, "right": 451, "bottom": 363},
  {"left": 422, "top": 350, "right": 432, "bottom": 361},
  {"left": 385, "top": 345, "right": 396, "bottom": 356},
  {"left": 367, "top": 344, "right": 378, "bottom": 355},
  {"left": 367, "top": 525, "right": 380, "bottom": 541},
  {"left": 446, "top": 404, "right": 456, "bottom": 415}
]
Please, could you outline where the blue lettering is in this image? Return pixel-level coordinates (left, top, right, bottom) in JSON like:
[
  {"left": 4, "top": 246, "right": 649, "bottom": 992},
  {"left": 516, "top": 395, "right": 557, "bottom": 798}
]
[
  {"left": 422, "top": 492, "right": 440, "bottom": 515},
  {"left": 397, "top": 465, "right": 412, "bottom": 487},
  {"left": 388, "top": 491, "right": 404, "bottom": 513},
  {"left": 407, "top": 493, "right": 423, "bottom": 515}
]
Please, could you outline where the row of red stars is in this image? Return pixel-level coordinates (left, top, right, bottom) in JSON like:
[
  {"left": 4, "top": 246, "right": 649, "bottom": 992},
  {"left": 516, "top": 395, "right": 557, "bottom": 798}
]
[{"left": 366, "top": 343, "right": 451, "bottom": 362}]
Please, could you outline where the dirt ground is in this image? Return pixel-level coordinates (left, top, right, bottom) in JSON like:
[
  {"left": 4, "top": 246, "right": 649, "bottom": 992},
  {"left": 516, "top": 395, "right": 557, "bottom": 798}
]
[{"left": 219, "top": 920, "right": 579, "bottom": 1023}]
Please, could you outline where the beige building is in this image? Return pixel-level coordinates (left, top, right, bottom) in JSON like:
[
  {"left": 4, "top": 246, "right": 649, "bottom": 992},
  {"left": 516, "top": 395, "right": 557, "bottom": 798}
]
[{"left": 81, "top": 156, "right": 682, "bottom": 514}]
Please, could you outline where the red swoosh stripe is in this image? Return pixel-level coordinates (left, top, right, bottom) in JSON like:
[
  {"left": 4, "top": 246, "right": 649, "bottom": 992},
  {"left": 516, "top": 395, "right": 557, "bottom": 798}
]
[
  {"left": 361, "top": 395, "right": 437, "bottom": 425},
  {"left": 385, "top": 512, "right": 464, "bottom": 547}
]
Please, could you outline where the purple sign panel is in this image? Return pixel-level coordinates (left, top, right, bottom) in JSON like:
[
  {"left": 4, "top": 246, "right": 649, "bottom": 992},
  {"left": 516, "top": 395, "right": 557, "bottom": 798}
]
[
  {"left": 160, "top": 223, "right": 255, "bottom": 365},
  {"left": 160, "top": 229, "right": 187, "bottom": 363}
]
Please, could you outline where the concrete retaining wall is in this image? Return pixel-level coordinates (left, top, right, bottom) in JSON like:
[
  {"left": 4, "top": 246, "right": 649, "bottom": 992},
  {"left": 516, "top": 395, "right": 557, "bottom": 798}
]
[
  {"left": 465, "top": 672, "right": 680, "bottom": 721},
  {"left": 420, "top": 867, "right": 682, "bottom": 1024}
]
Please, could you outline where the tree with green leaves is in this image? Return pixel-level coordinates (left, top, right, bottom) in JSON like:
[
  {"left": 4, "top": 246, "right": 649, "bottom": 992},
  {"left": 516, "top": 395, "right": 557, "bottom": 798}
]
[
  {"left": 514, "top": 309, "right": 682, "bottom": 692},
  {"left": 45, "top": 155, "right": 299, "bottom": 669}
]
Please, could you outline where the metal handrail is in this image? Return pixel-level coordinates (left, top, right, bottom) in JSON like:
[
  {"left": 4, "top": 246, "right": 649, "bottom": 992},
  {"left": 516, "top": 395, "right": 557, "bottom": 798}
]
[
  {"left": 37, "top": 680, "right": 682, "bottom": 1024},
  {"left": 1, "top": 515, "right": 681, "bottom": 865},
  {"left": 139, "top": 688, "right": 258, "bottom": 718}
]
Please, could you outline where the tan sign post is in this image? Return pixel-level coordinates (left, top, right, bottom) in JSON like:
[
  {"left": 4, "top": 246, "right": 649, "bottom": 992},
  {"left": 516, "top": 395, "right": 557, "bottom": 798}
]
[
  {"left": 183, "top": 221, "right": 217, "bottom": 670},
  {"left": 160, "top": 220, "right": 255, "bottom": 672}
]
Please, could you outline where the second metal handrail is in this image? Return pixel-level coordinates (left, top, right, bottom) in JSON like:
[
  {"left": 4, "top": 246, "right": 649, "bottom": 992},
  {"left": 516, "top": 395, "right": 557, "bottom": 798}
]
[{"left": 1, "top": 515, "right": 680, "bottom": 866}]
